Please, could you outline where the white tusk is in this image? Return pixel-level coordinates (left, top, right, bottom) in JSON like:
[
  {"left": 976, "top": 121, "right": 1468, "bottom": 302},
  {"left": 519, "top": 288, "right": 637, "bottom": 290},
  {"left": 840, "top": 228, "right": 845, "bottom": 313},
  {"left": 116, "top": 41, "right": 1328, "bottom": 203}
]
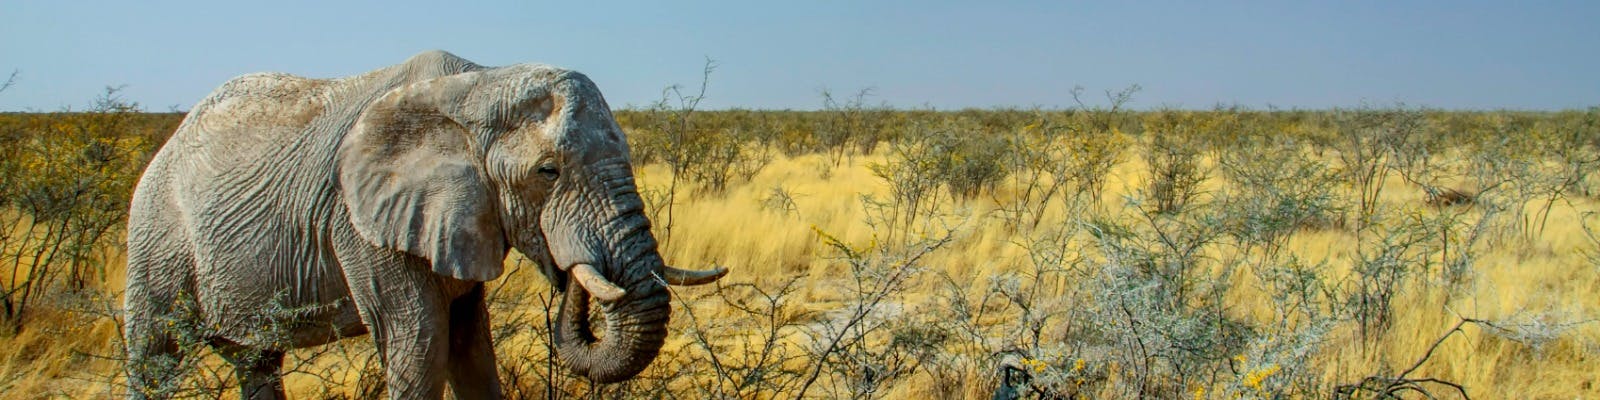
[
  {"left": 661, "top": 265, "right": 728, "bottom": 286},
  {"left": 571, "top": 264, "right": 626, "bottom": 302}
]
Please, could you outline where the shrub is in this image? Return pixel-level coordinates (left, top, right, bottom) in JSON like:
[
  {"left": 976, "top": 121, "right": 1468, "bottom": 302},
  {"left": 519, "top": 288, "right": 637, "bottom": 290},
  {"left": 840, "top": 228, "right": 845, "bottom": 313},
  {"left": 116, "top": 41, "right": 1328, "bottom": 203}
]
[
  {"left": 0, "top": 88, "right": 161, "bottom": 327},
  {"left": 1216, "top": 132, "right": 1343, "bottom": 258},
  {"left": 1328, "top": 106, "right": 1426, "bottom": 232},
  {"left": 1139, "top": 111, "right": 1211, "bottom": 215},
  {"left": 1078, "top": 208, "right": 1257, "bottom": 398},
  {"left": 817, "top": 88, "right": 890, "bottom": 165},
  {"left": 995, "top": 108, "right": 1129, "bottom": 231}
]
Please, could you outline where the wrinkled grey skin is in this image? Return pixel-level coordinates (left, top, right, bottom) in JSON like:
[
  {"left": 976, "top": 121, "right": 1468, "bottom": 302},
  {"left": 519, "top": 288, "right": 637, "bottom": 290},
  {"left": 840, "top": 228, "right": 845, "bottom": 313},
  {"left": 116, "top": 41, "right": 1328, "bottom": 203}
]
[{"left": 123, "top": 50, "right": 723, "bottom": 399}]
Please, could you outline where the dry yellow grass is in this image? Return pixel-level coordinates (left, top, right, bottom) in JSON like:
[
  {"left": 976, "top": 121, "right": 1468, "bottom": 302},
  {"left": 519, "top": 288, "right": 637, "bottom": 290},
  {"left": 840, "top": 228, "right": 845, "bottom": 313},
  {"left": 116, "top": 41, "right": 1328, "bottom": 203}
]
[
  {"left": 4, "top": 143, "right": 1597, "bottom": 399},
  {"left": 631, "top": 149, "right": 1600, "bottom": 399}
]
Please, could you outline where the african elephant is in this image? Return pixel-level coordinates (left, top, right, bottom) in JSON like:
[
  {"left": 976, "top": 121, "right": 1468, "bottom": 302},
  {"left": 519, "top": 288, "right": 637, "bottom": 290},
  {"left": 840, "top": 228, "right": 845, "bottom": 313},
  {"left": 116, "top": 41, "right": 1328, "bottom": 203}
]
[{"left": 122, "top": 50, "right": 726, "bottom": 399}]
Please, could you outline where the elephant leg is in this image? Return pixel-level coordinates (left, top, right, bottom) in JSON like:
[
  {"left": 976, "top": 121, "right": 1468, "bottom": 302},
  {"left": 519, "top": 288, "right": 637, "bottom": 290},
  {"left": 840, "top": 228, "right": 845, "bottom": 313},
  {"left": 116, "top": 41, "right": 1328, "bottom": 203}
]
[
  {"left": 124, "top": 310, "right": 183, "bottom": 400},
  {"left": 124, "top": 255, "right": 194, "bottom": 400},
  {"left": 344, "top": 258, "right": 454, "bottom": 399},
  {"left": 216, "top": 347, "right": 286, "bottom": 400},
  {"left": 446, "top": 284, "right": 503, "bottom": 398},
  {"left": 367, "top": 294, "right": 451, "bottom": 398}
]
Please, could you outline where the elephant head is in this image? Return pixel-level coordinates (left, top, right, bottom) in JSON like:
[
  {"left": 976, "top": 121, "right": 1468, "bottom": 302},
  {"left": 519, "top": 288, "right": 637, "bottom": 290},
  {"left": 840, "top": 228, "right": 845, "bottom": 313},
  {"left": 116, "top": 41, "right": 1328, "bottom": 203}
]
[{"left": 336, "top": 62, "right": 726, "bottom": 383}]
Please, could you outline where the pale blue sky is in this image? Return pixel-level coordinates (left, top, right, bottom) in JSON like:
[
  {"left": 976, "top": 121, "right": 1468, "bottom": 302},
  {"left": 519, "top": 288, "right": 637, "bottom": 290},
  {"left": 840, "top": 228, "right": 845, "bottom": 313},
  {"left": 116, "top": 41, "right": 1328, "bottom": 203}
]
[{"left": 1, "top": 1, "right": 1595, "bottom": 111}]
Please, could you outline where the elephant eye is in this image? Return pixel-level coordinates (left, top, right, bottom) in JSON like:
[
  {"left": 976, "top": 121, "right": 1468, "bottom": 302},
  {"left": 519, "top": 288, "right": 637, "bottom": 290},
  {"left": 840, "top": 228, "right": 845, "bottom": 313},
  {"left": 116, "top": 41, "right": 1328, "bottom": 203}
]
[{"left": 537, "top": 164, "right": 560, "bottom": 180}]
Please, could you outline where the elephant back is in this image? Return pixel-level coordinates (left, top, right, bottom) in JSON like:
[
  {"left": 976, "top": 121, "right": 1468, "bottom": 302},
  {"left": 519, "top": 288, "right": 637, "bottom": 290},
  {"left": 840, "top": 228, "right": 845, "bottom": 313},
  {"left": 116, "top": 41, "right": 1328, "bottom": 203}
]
[{"left": 174, "top": 50, "right": 482, "bottom": 158}]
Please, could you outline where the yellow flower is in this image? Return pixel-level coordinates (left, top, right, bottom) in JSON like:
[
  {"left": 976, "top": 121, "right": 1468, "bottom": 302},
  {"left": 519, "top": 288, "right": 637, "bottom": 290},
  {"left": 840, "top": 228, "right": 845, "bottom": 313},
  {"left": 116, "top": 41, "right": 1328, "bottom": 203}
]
[
  {"left": 1072, "top": 358, "right": 1086, "bottom": 373},
  {"left": 1243, "top": 363, "right": 1282, "bottom": 391},
  {"left": 1021, "top": 357, "right": 1049, "bottom": 374},
  {"left": 1192, "top": 385, "right": 1206, "bottom": 400}
]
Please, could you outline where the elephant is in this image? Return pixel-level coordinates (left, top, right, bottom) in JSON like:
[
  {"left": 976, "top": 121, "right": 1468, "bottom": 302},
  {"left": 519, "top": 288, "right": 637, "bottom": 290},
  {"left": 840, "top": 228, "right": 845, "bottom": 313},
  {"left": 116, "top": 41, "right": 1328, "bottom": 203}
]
[{"left": 122, "top": 50, "right": 727, "bottom": 399}]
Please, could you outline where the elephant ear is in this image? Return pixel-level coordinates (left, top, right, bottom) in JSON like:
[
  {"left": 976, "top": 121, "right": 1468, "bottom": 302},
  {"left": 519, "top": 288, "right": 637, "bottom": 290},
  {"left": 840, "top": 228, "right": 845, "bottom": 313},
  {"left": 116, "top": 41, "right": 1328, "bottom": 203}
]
[{"left": 338, "top": 75, "right": 507, "bottom": 282}]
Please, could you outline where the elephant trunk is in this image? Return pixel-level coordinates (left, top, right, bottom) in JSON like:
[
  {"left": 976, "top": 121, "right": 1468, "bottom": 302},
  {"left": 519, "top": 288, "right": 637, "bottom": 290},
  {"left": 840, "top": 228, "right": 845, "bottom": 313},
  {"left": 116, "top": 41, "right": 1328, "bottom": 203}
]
[{"left": 551, "top": 211, "right": 671, "bottom": 383}]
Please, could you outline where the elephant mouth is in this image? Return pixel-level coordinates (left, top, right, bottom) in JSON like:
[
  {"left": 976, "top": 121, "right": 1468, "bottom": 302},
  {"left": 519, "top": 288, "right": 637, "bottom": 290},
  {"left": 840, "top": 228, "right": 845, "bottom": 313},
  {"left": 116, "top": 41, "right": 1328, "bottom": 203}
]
[
  {"left": 551, "top": 258, "right": 727, "bottom": 383},
  {"left": 552, "top": 259, "right": 667, "bottom": 383}
]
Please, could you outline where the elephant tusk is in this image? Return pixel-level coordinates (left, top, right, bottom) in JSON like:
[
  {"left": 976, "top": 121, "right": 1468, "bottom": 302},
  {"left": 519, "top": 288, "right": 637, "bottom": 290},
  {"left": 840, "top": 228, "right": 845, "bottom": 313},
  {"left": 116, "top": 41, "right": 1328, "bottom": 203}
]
[
  {"left": 661, "top": 265, "right": 728, "bottom": 286},
  {"left": 571, "top": 264, "right": 626, "bottom": 302}
]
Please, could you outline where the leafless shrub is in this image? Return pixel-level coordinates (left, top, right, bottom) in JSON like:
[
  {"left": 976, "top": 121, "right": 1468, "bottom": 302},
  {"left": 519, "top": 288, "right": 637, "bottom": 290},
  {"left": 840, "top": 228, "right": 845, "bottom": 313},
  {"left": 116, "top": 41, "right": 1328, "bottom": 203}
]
[
  {"left": 1080, "top": 206, "right": 1251, "bottom": 398},
  {"left": 794, "top": 220, "right": 957, "bottom": 399},
  {"left": 1343, "top": 212, "right": 1440, "bottom": 339},
  {"left": 759, "top": 185, "right": 802, "bottom": 217},
  {"left": 0, "top": 70, "right": 16, "bottom": 94},
  {"left": 1516, "top": 108, "right": 1600, "bottom": 239},
  {"left": 873, "top": 118, "right": 1009, "bottom": 218},
  {"left": 1216, "top": 133, "right": 1343, "bottom": 260},
  {"left": 1068, "top": 84, "right": 1145, "bottom": 211},
  {"left": 1139, "top": 111, "right": 1211, "bottom": 215},
  {"left": 995, "top": 106, "right": 1128, "bottom": 232},
  {"left": 866, "top": 122, "right": 953, "bottom": 244},
  {"left": 931, "top": 206, "right": 1095, "bottom": 399},
  {"left": 683, "top": 126, "right": 774, "bottom": 193},
  {"left": 818, "top": 88, "right": 889, "bottom": 166},
  {"left": 667, "top": 276, "right": 813, "bottom": 397},
  {"left": 1061, "top": 121, "right": 1130, "bottom": 212},
  {"left": 632, "top": 58, "right": 715, "bottom": 245}
]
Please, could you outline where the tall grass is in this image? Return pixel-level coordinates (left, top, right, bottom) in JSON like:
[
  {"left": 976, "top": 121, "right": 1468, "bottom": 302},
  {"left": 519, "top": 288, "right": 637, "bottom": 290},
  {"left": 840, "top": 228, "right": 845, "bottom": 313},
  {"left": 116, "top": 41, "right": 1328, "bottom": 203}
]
[{"left": 1, "top": 103, "right": 1596, "bottom": 398}]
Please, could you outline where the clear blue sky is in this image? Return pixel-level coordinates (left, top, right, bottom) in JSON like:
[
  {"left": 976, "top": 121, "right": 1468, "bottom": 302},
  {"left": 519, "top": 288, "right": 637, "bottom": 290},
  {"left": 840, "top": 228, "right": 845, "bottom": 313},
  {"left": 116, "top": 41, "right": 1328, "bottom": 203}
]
[{"left": 1, "top": 1, "right": 1596, "bottom": 111}]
